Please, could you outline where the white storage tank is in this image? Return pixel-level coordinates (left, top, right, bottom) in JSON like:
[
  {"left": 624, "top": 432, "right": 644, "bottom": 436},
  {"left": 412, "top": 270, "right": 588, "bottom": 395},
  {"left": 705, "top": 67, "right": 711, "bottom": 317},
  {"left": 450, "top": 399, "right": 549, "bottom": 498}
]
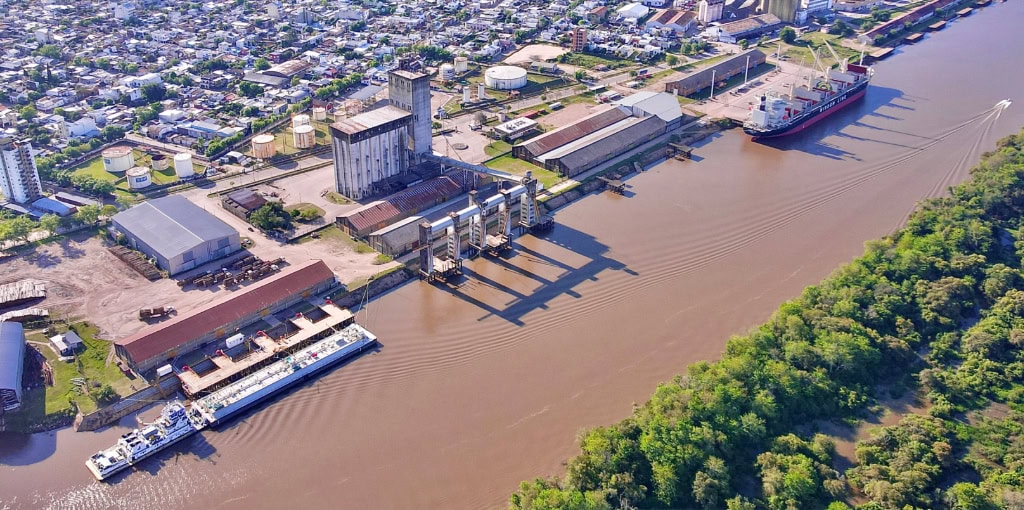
[
  {"left": 484, "top": 66, "right": 528, "bottom": 90},
  {"left": 312, "top": 106, "right": 327, "bottom": 121},
  {"left": 439, "top": 63, "right": 455, "bottom": 81},
  {"left": 102, "top": 146, "right": 135, "bottom": 173},
  {"left": 173, "top": 153, "right": 194, "bottom": 179},
  {"left": 292, "top": 114, "right": 311, "bottom": 128},
  {"left": 463, "top": 86, "right": 471, "bottom": 103},
  {"left": 251, "top": 134, "right": 277, "bottom": 159},
  {"left": 478, "top": 83, "right": 486, "bottom": 99},
  {"left": 150, "top": 153, "right": 169, "bottom": 171},
  {"left": 454, "top": 56, "right": 469, "bottom": 73},
  {"left": 293, "top": 124, "right": 315, "bottom": 149},
  {"left": 126, "top": 166, "right": 152, "bottom": 189}
]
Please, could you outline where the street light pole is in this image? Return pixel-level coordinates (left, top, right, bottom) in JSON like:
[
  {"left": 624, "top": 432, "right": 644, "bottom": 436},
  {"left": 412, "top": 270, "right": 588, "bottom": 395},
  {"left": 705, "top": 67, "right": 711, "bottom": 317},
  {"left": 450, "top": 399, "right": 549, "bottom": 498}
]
[
  {"left": 709, "top": 70, "right": 716, "bottom": 100},
  {"left": 743, "top": 55, "right": 750, "bottom": 87}
]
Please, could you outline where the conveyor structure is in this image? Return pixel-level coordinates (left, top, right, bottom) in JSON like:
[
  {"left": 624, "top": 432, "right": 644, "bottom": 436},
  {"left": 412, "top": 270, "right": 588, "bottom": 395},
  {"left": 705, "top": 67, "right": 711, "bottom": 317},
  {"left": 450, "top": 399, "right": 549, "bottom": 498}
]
[{"left": 418, "top": 172, "right": 544, "bottom": 282}]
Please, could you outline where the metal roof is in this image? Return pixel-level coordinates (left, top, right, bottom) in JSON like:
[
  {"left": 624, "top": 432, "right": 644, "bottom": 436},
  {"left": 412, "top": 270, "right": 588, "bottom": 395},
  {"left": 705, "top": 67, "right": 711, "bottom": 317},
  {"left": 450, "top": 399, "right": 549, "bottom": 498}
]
[
  {"left": 340, "top": 201, "right": 403, "bottom": 233},
  {"left": 615, "top": 91, "right": 683, "bottom": 123},
  {"left": 553, "top": 116, "right": 666, "bottom": 172},
  {"left": 0, "top": 322, "right": 25, "bottom": 402},
  {"left": 389, "top": 175, "right": 463, "bottom": 213},
  {"left": 112, "top": 195, "right": 239, "bottom": 260},
  {"left": 115, "top": 260, "right": 336, "bottom": 365},
  {"left": 332, "top": 105, "right": 411, "bottom": 135},
  {"left": 518, "top": 106, "right": 630, "bottom": 158}
]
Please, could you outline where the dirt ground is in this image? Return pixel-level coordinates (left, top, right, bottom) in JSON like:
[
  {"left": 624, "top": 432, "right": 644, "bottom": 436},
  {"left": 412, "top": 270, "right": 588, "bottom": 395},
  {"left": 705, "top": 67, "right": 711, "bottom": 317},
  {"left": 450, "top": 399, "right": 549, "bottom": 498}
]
[
  {"left": 503, "top": 44, "right": 569, "bottom": 65},
  {"left": 0, "top": 220, "right": 397, "bottom": 343}
]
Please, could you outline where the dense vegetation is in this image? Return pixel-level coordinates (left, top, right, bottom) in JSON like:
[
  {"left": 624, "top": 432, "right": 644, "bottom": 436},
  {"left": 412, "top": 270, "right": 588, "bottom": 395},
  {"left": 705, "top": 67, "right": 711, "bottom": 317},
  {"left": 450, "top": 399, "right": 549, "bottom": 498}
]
[{"left": 510, "top": 129, "right": 1024, "bottom": 509}]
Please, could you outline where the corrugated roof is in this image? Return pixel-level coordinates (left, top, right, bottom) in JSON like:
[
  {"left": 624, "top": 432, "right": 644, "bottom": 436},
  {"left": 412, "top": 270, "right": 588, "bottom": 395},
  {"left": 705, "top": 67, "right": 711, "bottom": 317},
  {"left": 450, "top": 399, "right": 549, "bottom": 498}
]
[
  {"left": 340, "top": 201, "right": 403, "bottom": 233},
  {"left": 0, "top": 322, "right": 25, "bottom": 400},
  {"left": 332, "top": 105, "right": 411, "bottom": 135},
  {"left": 389, "top": 176, "right": 463, "bottom": 213},
  {"left": 615, "top": 91, "right": 683, "bottom": 122},
  {"left": 518, "top": 107, "right": 630, "bottom": 158},
  {"left": 226, "top": 189, "right": 268, "bottom": 211},
  {"left": 112, "top": 195, "right": 239, "bottom": 260},
  {"left": 265, "top": 59, "right": 312, "bottom": 78},
  {"left": 115, "top": 260, "right": 336, "bottom": 365},
  {"left": 555, "top": 116, "right": 666, "bottom": 172}
]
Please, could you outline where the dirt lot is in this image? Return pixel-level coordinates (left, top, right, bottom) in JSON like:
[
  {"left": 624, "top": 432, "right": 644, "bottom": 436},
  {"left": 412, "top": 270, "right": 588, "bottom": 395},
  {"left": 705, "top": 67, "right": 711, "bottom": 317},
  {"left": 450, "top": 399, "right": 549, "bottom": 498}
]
[
  {"left": 503, "top": 44, "right": 569, "bottom": 65},
  {"left": 0, "top": 223, "right": 397, "bottom": 343}
]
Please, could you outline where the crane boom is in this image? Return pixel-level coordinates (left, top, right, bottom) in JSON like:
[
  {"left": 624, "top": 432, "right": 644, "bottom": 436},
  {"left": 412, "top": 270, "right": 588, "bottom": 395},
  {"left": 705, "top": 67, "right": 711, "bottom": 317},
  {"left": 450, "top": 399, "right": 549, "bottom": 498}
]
[{"left": 823, "top": 40, "right": 847, "bottom": 72}]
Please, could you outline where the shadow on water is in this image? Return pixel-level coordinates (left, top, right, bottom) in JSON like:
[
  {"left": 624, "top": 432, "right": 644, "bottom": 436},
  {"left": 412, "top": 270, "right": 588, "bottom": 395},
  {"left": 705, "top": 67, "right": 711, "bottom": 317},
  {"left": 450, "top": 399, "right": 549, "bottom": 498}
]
[
  {"left": 103, "top": 429, "right": 219, "bottom": 484},
  {"left": 441, "top": 222, "right": 638, "bottom": 326},
  {"left": 753, "top": 85, "right": 919, "bottom": 159},
  {"left": 0, "top": 430, "right": 57, "bottom": 466}
]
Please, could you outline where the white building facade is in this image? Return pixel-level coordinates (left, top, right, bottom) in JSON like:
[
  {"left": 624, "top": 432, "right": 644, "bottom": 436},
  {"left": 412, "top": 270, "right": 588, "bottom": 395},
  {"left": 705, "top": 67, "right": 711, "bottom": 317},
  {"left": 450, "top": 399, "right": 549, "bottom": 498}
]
[
  {"left": 330, "top": 106, "right": 411, "bottom": 200},
  {"left": 698, "top": 0, "right": 725, "bottom": 23},
  {"left": 0, "top": 138, "right": 43, "bottom": 204}
]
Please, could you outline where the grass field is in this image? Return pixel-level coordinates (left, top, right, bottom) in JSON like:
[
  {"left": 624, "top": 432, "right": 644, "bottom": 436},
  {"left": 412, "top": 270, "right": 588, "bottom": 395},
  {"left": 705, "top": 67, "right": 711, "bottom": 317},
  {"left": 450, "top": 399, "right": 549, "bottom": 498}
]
[
  {"left": 484, "top": 140, "right": 513, "bottom": 157},
  {"left": 780, "top": 33, "right": 863, "bottom": 66},
  {"left": 485, "top": 155, "right": 561, "bottom": 189},
  {"left": 559, "top": 52, "right": 633, "bottom": 70},
  {"left": 73, "top": 148, "right": 207, "bottom": 200},
  {"left": 285, "top": 202, "right": 325, "bottom": 221},
  {"left": 323, "top": 191, "right": 351, "bottom": 204},
  {"left": 7, "top": 322, "right": 136, "bottom": 432}
]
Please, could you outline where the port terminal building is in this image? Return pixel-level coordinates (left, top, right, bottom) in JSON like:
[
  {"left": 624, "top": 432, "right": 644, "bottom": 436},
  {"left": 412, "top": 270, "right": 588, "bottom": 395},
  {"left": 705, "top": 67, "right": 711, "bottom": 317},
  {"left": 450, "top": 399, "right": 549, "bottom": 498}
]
[
  {"left": 512, "top": 91, "right": 683, "bottom": 177},
  {"left": 114, "top": 260, "right": 339, "bottom": 375},
  {"left": 0, "top": 322, "right": 25, "bottom": 411},
  {"left": 111, "top": 195, "right": 241, "bottom": 276},
  {"left": 664, "top": 48, "right": 767, "bottom": 97}
]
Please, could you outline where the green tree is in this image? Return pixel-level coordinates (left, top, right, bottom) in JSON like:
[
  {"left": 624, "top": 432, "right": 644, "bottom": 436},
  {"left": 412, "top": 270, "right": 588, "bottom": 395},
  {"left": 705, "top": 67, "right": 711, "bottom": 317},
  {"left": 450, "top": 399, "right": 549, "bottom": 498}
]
[
  {"left": 20, "top": 104, "right": 38, "bottom": 120},
  {"left": 666, "top": 54, "right": 679, "bottom": 66},
  {"left": 254, "top": 57, "right": 270, "bottom": 71},
  {"left": 140, "top": 83, "right": 167, "bottom": 103},
  {"left": 249, "top": 202, "right": 291, "bottom": 230},
  {"left": 7, "top": 215, "right": 35, "bottom": 242},
  {"left": 780, "top": 27, "right": 797, "bottom": 44},
  {"left": 74, "top": 205, "right": 102, "bottom": 225},
  {"left": 35, "top": 44, "right": 63, "bottom": 59},
  {"left": 738, "top": 38, "right": 749, "bottom": 50},
  {"left": 39, "top": 214, "right": 60, "bottom": 237},
  {"left": 574, "top": 69, "right": 588, "bottom": 82},
  {"left": 290, "top": 76, "right": 301, "bottom": 87},
  {"left": 238, "top": 81, "right": 264, "bottom": 98},
  {"left": 90, "top": 384, "right": 119, "bottom": 406}
]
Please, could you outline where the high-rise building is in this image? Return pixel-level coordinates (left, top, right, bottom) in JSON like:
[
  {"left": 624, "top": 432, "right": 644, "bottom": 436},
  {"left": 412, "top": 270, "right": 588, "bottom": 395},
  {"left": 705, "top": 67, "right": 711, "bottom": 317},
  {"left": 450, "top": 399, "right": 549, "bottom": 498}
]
[
  {"left": 329, "top": 69, "right": 432, "bottom": 200},
  {"left": 0, "top": 137, "right": 43, "bottom": 204},
  {"left": 571, "top": 27, "right": 588, "bottom": 52},
  {"left": 763, "top": 0, "right": 799, "bottom": 22}
]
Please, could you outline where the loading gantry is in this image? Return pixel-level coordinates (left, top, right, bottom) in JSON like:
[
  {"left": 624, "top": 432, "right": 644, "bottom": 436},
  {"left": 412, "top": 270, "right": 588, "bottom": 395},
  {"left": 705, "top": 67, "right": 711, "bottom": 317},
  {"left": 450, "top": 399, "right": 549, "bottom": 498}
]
[{"left": 418, "top": 172, "right": 547, "bottom": 282}]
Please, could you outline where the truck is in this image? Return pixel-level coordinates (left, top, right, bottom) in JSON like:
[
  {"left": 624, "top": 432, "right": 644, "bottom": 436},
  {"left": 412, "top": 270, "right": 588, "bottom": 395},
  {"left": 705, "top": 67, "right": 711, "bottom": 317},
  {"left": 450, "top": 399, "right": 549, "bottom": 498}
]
[{"left": 139, "top": 306, "right": 175, "bottom": 320}]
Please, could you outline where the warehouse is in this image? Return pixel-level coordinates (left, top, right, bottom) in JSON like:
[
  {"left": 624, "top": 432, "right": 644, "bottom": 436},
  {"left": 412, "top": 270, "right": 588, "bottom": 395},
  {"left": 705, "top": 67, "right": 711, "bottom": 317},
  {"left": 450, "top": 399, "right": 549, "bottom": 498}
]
[
  {"left": 221, "top": 188, "right": 268, "bottom": 219},
  {"left": 114, "top": 260, "right": 339, "bottom": 375},
  {"left": 513, "top": 92, "right": 682, "bottom": 177},
  {"left": 0, "top": 321, "right": 25, "bottom": 411},
  {"left": 664, "top": 48, "right": 766, "bottom": 97},
  {"left": 111, "top": 195, "right": 241, "bottom": 276}
]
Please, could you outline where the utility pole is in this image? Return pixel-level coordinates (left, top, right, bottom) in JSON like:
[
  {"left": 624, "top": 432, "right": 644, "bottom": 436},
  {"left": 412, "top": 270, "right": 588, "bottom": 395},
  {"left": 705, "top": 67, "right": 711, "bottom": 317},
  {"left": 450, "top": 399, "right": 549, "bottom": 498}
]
[
  {"left": 743, "top": 54, "right": 750, "bottom": 87},
  {"left": 709, "top": 69, "right": 716, "bottom": 100}
]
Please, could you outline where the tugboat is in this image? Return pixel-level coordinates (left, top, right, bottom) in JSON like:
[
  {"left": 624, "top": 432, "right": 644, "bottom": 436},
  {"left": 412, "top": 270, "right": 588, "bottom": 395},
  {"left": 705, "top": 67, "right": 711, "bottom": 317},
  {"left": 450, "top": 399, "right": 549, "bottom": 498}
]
[
  {"left": 744, "top": 42, "right": 873, "bottom": 140},
  {"left": 85, "top": 401, "right": 207, "bottom": 481}
]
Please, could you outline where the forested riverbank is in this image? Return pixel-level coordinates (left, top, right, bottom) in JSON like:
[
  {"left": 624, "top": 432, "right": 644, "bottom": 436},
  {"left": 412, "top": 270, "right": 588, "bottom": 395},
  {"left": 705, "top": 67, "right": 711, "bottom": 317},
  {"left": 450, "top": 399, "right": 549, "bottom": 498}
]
[{"left": 511, "top": 129, "right": 1024, "bottom": 509}]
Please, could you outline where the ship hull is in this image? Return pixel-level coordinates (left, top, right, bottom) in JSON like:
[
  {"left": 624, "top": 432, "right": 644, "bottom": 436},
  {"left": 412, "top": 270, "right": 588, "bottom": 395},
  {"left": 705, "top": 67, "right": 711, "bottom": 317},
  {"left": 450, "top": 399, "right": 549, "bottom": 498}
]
[
  {"left": 86, "top": 426, "right": 199, "bottom": 481},
  {"left": 745, "top": 80, "right": 869, "bottom": 140},
  {"left": 204, "top": 336, "right": 377, "bottom": 427}
]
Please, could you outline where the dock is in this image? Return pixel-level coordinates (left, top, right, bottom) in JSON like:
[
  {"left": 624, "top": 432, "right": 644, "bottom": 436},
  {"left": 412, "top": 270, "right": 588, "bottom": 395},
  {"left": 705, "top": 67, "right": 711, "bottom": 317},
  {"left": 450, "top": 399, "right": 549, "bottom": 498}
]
[
  {"left": 177, "top": 303, "right": 355, "bottom": 397},
  {"left": 598, "top": 177, "right": 626, "bottom": 194},
  {"left": 905, "top": 33, "right": 924, "bottom": 44},
  {"left": 484, "top": 234, "right": 511, "bottom": 255},
  {"left": 957, "top": 7, "right": 974, "bottom": 16},
  {"left": 928, "top": 20, "right": 946, "bottom": 31},
  {"left": 422, "top": 257, "right": 462, "bottom": 282},
  {"left": 668, "top": 143, "right": 694, "bottom": 160}
]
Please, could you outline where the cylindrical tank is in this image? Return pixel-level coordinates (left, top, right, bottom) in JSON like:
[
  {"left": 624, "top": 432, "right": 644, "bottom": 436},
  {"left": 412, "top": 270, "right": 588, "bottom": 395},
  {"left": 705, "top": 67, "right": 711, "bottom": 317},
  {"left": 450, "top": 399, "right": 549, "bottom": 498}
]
[
  {"left": 311, "top": 106, "right": 327, "bottom": 121},
  {"left": 293, "top": 124, "right": 315, "bottom": 149},
  {"left": 173, "top": 153, "right": 194, "bottom": 179},
  {"left": 126, "top": 166, "right": 152, "bottom": 189},
  {"left": 334, "top": 112, "right": 347, "bottom": 123},
  {"left": 463, "top": 87, "right": 471, "bottom": 103},
  {"left": 439, "top": 63, "right": 455, "bottom": 81},
  {"left": 454, "top": 56, "right": 469, "bottom": 73},
  {"left": 150, "top": 153, "right": 168, "bottom": 171},
  {"left": 292, "top": 114, "right": 311, "bottom": 128},
  {"left": 484, "top": 66, "right": 528, "bottom": 90},
  {"left": 478, "top": 83, "right": 486, "bottom": 99},
  {"left": 102, "top": 146, "right": 135, "bottom": 173},
  {"left": 251, "top": 134, "right": 276, "bottom": 159}
]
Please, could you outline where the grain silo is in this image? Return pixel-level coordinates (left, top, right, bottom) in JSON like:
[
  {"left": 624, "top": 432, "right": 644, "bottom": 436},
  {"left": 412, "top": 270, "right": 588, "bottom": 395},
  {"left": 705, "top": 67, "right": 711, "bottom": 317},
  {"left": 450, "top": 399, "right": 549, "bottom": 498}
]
[
  {"left": 251, "top": 134, "right": 277, "bottom": 159},
  {"left": 126, "top": 166, "right": 152, "bottom": 189},
  {"left": 293, "top": 124, "right": 315, "bottom": 149},
  {"left": 312, "top": 106, "right": 327, "bottom": 121},
  {"left": 173, "top": 153, "right": 194, "bottom": 179},
  {"left": 102, "top": 146, "right": 135, "bottom": 173},
  {"left": 292, "top": 114, "right": 311, "bottom": 128},
  {"left": 454, "top": 56, "right": 469, "bottom": 73}
]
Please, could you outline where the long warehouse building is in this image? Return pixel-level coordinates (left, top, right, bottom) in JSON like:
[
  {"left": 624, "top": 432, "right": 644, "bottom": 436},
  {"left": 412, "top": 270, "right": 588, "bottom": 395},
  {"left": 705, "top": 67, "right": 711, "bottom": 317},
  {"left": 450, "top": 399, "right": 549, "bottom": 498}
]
[{"left": 114, "top": 260, "right": 339, "bottom": 375}]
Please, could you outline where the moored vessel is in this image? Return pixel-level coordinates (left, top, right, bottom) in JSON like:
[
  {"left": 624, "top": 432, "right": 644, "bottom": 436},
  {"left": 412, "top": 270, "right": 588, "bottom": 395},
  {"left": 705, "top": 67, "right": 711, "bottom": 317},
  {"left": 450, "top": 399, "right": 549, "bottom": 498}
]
[
  {"left": 744, "top": 43, "right": 873, "bottom": 140},
  {"left": 85, "top": 401, "right": 207, "bottom": 481}
]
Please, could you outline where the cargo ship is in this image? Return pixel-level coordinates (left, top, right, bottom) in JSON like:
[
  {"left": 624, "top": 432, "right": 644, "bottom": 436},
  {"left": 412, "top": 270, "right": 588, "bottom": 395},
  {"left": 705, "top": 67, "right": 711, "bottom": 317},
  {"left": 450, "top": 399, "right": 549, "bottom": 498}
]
[
  {"left": 744, "top": 46, "right": 873, "bottom": 140},
  {"left": 85, "top": 401, "right": 208, "bottom": 481},
  {"left": 193, "top": 323, "right": 377, "bottom": 426}
]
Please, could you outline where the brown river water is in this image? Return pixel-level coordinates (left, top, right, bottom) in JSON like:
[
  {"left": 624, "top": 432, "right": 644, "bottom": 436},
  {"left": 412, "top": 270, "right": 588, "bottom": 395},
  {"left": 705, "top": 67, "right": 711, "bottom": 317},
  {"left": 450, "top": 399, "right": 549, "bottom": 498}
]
[{"left": 3, "top": 5, "right": 1024, "bottom": 509}]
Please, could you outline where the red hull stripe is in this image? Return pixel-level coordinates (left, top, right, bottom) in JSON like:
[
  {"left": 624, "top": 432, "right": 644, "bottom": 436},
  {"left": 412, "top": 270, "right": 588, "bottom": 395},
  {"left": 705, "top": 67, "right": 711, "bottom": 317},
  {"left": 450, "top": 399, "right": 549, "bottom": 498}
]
[{"left": 753, "top": 88, "right": 868, "bottom": 140}]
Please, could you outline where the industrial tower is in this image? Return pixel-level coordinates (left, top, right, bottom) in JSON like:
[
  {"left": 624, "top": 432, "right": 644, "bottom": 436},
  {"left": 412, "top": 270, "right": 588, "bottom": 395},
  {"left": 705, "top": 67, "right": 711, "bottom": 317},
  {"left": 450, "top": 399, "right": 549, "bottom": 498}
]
[{"left": 387, "top": 69, "right": 432, "bottom": 164}]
